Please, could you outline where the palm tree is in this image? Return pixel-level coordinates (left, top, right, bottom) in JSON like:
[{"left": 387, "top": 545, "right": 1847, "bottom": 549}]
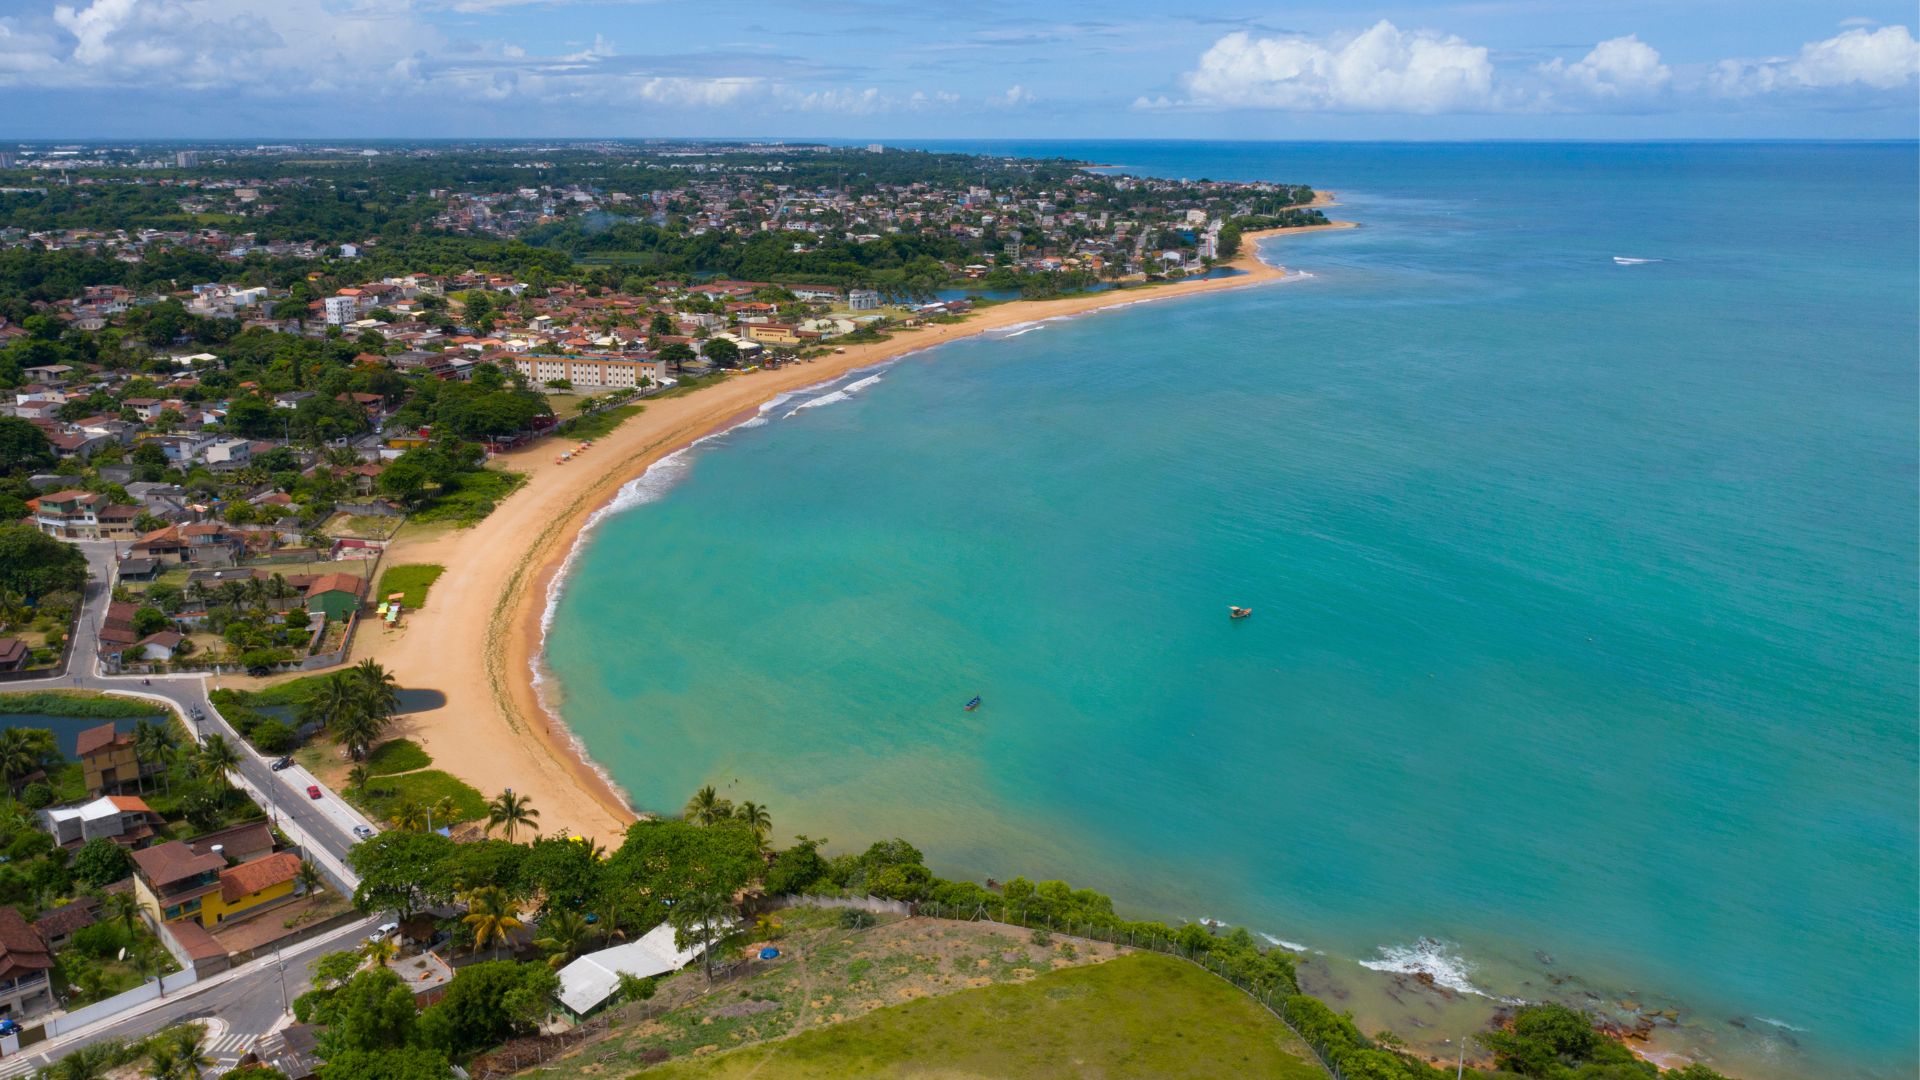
[
  {"left": 267, "top": 573, "right": 293, "bottom": 602},
  {"left": 734, "top": 800, "right": 772, "bottom": 846},
  {"left": 351, "top": 658, "right": 401, "bottom": 719},
  {"left": 361, "top": 935, "right": 398, "bottom": 967},
  {"left": 347, "top": 764, "right": 370, "bottom": 792},
  {"left": 683, "top": 785, "right": 732, "bottom": 826},
  {"left": 462, "top": 886, "right": 522, "bottom": 959},
  {"left": 669, "top": 890, "right": 738, "bottom": 985},
  {"left": 0, "top": 729, "right": 42, "bottom": 790},
  {"left": 0, "top": 588, "right": 27, "bottom": 631},
  {"left": 144, "top": 1026, "right": 209, "bottom": 1080},
  {"left": 103, "top": 891, "right": 141, "bottom": 936},
  {"left": 183, "top": 581, "right": 208, "bottom": 611},
  {"left": 429, "top": 795, "right": 457, "bottom": 833},
  {"left": 38, "top": 1041, "right": 122, "bottom": 1080},
  {"left": 486, "top": 789, "right": 539, "bottom": 843},
  {"left": 389, "top": 799, "right": 428, "bottom": 832},
  {"left": 332, "top": 709, "right": 385, "bottom": 762},
  {"left": 295, "top": 860, "right": 325, "bottom": 897},
  {"left": 533, "top": 909, "right": 593, "bottom": 969},
  {"left": 193, "top": 733, "right": 239, "bottom": 790}
]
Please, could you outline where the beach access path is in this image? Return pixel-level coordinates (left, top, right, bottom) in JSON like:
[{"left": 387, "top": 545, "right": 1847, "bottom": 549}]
[{"left": 349, "top": 211, "right": 1356, "bottom": 845}]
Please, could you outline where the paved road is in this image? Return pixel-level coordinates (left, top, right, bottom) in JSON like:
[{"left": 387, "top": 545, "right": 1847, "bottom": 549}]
[
  {"left": 0, "top": 916, "right": 375, "bottom": 1078},
  {"left": 0, "top": 544, "right": 388, "bottom": 1073}
]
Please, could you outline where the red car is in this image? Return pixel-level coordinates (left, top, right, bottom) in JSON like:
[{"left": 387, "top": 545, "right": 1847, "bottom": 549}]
[{"left": 306, "top": 785, "right": 322, "bottom": 800}]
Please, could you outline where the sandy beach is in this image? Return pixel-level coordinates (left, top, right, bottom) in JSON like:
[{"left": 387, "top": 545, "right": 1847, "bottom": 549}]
[{"left": 351, "top": 211, "right": 1355, "bottom": 844}]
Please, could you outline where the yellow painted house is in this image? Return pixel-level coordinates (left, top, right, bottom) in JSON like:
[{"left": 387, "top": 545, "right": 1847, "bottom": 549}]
[{"left": 130, "top": 842, "right": 301, "bottom": 929}]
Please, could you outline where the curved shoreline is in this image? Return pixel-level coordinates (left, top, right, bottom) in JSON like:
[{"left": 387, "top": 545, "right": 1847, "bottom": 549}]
[{"left": 356, "top": 210, "right": 1354, "bottom": 843}]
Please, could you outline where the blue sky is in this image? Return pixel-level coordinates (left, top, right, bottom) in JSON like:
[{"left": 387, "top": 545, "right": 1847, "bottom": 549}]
[{"left": 0, "top": 0, "right": 1914, "bottom": 139}]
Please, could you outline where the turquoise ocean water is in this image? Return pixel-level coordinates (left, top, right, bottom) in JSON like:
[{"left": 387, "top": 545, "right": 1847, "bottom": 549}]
[{"left": 541, "top": 143, "right": 1917, "bottom": 1078}]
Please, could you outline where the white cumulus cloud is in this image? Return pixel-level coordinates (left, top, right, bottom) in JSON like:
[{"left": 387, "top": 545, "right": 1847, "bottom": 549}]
[
  {"left": 1181, "top": 22, "right": 1497, "bottom": 113},
  {"left": 1541, "top": 35, "right": 1670, "bottom": 100},
  {"left": 1710, "top": 25, "right": 1920, "bottom": 95}
]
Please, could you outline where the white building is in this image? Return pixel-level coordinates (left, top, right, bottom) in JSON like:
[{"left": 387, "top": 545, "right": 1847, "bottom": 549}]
[
  {"left": 555, "top": 920, "right": 714, "bottom": 1017},
  {"left": 512, "top": 354, "right": 668, "bottom": 391},
  {"left": 323, "top": 296, "right": 357, "bottom": 326},
  {"left": 847, "top": 289, "right": 881, "bottom": 311}
]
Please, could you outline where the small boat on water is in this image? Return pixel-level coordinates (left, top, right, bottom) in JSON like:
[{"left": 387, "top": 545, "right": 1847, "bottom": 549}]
[
  {"left": 1229, "top": 606, "right": 1253, "bottom": 620},
  {"left": 964, "top": 695, "right": 982, "bottom": 712}
]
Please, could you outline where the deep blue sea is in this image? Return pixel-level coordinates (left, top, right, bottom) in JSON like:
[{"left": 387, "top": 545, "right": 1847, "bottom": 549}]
[{"left": 542, "top": 143, "right": 1918, "bottom": 1079}]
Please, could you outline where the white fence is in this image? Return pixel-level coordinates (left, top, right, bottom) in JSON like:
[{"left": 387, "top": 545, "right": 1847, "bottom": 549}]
[{"left": 44, "top": 969, "right": 198, "bottom": 1037}]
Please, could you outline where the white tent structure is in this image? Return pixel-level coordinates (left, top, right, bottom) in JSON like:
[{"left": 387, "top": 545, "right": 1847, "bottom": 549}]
[{"left": 554, "top": 920, "right": 713, "bottom": 1016}]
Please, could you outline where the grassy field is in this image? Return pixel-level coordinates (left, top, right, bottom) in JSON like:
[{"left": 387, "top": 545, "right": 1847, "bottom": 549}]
[
  {"left": 411, "top": 469, "right": 525, "bottom": 527},
  {"left": 647, "top": 951, "right": 1325, "bottom": 1079},
  {"left": 364, "top": 737, "right": 431, "bottom": 776},
  {"left": 655, "top": 373, "right": 729, "bottom": 398},
  {"left": 374, "top": 564, "right": 444, "bottom": 609},
  {"left": 554, "top": 404, "right": 643, "bottom": 440},
  {"left": 322, "top": 512, "right": 403, "bottom": 540},
  {"left": 346, "top": 768, "right": 488, "bottom": 825}
]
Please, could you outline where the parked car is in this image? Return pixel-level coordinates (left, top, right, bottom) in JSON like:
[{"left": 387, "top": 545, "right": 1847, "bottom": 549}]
[
  {"left": 271, "top": 757, "right": 294, "bottom": 771},
  {"left": 306, "top": 785, "right": 322, "bottom": 800},
  {"left": 352, "top": 825, "right": 375, "bottom": 840},
  {"left": 367, "top": 921, "right": 398, "bottom": 943}
]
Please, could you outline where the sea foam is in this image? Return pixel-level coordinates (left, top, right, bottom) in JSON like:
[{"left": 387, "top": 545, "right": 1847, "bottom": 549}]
[{"left": 1359, "top": 938, "right": 1489, "bottom": 997}]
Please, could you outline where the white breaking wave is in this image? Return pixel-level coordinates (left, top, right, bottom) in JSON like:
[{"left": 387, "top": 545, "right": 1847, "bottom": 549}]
[
  {"left": 1359, "top": 939, "right": 1489, "bottom": 997},
  {"left": 842, "top": 374, "right": 884, "bottom": 394},
  {"left": 1755, "top": 1017, "right": 1809, "bottom": 1033},
  {"left": 1613, "top": 256, "right": 1661, "bottom": 265},
  {"left": 784, "top": 389, "right": 850, "bottom": 418},
  {"left": 1259, "top": 933, "right": 1312, "bottom": 952},
  {"left": 1003, "top": 325, "right": 1043, "bottom": 338}
]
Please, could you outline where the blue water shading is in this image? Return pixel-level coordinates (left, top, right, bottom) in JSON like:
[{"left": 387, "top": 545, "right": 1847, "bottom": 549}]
[{"left": 544, "top": 143, "right": 1917, "bottom": 1079}]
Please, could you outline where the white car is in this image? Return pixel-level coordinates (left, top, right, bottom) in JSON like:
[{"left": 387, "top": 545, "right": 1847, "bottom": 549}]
[
  {"left": 368, "top": 921, "right": 398, "bottom": 943},
  {"left": 352, "top": 825, "right": 376, "bottom": 840}
]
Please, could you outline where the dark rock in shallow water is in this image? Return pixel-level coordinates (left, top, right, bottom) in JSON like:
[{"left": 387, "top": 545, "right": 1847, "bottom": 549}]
[
  {"left": 1535, "top": 950, "right": 1555, "bottom": 966},
  {"left": 1729, "top": 1017, "right": 1748, "bottom": 1029}
]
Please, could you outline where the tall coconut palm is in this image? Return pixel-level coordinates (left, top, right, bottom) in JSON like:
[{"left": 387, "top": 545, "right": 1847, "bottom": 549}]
[
  {"left": 138, "top": 723, "right": 178, "bottom": 796},
  {"left": 462, "top": 886, "right": 522, "bottom": 959},
  {"left": 533, "top": 909, "right": 593, "bottom": 969},
  {"left": 669, "top": 890, "right": 738, "bottom": 985},
  {"left": 347, "top": 764, "right": 370, "bottom": 792},
  {"left": 683, "top": 785, "right": 731, "bottom": 826},
  {"left": 103, "top": 891, "right": 141, "bottom": 936},
  {"left": 267, "top": 573, "right": 293, "bottom": 602},
  {"left": 351, "top": 659, "right": 401, "bottom": 719},
  {"left": 332, "top": 709, "right": 385, "bottom": 762},
  {"left": 733, "top": 800, "right": 772, "bottom": 845},
  {"left": 486, "top": 789, "right": 539, "bottom": 843},
  {"left": 193, "top": 733, "right": 239, "bottom": 791}
]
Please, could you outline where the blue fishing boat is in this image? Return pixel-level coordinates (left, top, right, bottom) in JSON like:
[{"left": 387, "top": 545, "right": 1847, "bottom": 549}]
[{"left": 964, "top": 695, "right": 981, "bottom": 711}]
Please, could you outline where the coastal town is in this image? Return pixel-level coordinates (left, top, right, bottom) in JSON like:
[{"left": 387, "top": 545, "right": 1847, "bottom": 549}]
[{"left": 0, "top": 140, "right": 1737, "bottom": 1080}]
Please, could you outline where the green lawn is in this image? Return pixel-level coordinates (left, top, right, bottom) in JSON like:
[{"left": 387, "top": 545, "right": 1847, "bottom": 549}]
[
  {"left": 363, "top": 738, "right": 431, "bottom": 776},
  {"left": 411, "top": 469, "right": 526, "bottom": 527},
  {"left": 647, "top": 952, "right": 1326, "bottom": 1080},
  {"left": 554, "top": 404, "right": 642, "bottom": 440},
  {"left": 373, "top": 564, "right": 445, "bottom": 610},
  {"left": 346, "top": 769, "right": 488, "bottom": 826},
  {"left": 654, "top": 373, "right": 728, "bottom": 398}
]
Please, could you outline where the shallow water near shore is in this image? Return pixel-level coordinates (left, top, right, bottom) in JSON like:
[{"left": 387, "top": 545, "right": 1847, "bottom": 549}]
[{"left": 543, "top": 142, "right": 1918, "bottom": 1079}]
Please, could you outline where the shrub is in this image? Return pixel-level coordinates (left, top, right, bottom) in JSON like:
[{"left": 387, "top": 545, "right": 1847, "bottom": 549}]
[
  {"left": 71, "top": 836, "right": 134, "bottom": 888},
  {"left": 837, "top": 909, "right": 875, "bottom": 930},
  {"left": 1030, "top": 927, "right": 1052, "bottom": 947},
  {"left": 18, "top": 782, "right": 51, "bottom": 809},
  {"left": 248, "top": 719, "right": 297, "bottom": 754}
]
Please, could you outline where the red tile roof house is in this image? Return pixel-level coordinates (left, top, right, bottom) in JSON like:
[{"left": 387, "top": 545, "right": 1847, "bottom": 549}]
[
  {"left": 0, "top": 908, "right": 54, "bottom": 1019},
  {"left": 0, "top": 637, "right": 28, "bottom": 672}
]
